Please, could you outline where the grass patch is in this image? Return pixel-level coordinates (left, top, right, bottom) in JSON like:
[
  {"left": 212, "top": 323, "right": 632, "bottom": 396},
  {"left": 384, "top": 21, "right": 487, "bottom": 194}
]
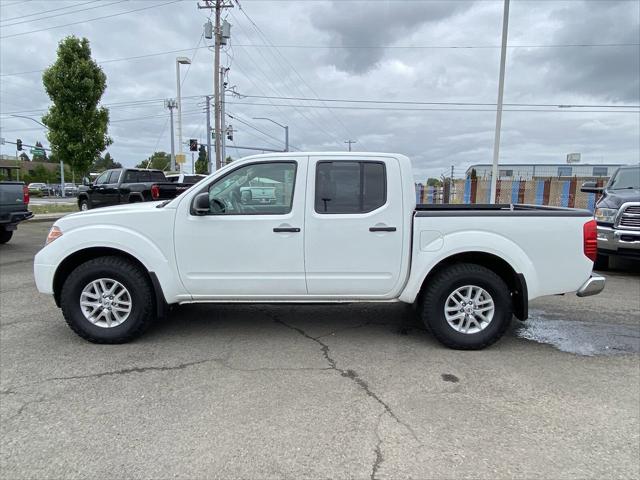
[{"left": 30, "top": 204, "right": 78, "bottom": 215}]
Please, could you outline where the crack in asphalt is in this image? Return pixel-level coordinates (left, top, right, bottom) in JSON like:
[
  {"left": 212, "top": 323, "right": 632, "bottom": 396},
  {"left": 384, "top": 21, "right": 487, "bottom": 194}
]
[
  {"left": 273, "top": 318, "right": 421, "bottom": 443},
  {"left": 370, "top": 411, "right": 385, "bottom": 480},
  {"left": 42, "top": 358, "right": 217, "bottom": 382}
]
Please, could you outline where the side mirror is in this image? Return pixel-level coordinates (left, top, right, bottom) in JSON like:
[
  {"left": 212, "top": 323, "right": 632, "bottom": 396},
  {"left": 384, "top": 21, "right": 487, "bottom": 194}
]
[
  {"left": 581, "top": 181, "right": 603, "bottom": 194},
  {"left": 193, "top": 192, "right": 210, "bottom": 215}
]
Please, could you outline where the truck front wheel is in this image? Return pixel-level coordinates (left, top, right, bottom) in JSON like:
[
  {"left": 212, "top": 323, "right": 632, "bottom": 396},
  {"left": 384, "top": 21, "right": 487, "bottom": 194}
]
[
  {"left": 60, "top": 256, "right": 155, "bottom": 343},
  {"left": 421, "top": 263, "right": 512, "bottom": 350},
  {"left": 79, "top": 198, "right": 91, "bottom": 211}
]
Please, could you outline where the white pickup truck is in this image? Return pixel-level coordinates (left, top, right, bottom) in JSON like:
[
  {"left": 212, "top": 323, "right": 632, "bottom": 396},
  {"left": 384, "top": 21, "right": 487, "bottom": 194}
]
[{"left": 34, "top": 153, "right": 604, "bottom": 349}]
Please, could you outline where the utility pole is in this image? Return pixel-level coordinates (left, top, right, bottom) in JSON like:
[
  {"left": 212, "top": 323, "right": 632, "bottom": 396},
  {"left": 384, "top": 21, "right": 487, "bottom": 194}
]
[
  {"left": 490, "top": 0, "right": 510, "bottom": 204},
  {"left": 345, "top": 139, "right": 356, "bottom": 152},
  {"left": 165, "top": 99, "right": 177, "bottom": 170},
  {"left": 221, "top": 66, "right": 227, "bottom": 164},
  {"left": 199, "top": 0, "right": 232, "bottom": 171},
  {"left": 176, "top": 57, "right": 191, "bottom": 172},
  {"left": 205, "top": 95, "right": 212, "bottom": 174}
]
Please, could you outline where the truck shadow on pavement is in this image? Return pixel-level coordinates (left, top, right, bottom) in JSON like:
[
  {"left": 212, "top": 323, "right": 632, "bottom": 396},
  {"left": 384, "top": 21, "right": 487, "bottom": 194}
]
[{"left": 144, "top": 302, "right": 639, "bottom": 357}]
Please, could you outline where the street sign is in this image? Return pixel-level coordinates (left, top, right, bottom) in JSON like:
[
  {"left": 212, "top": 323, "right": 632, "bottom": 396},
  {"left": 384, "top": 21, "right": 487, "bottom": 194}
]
[
  {"left": 176, "top": 153, "right": 186, "bottom": 164},
  {"left": 30, "top": 147, "right": 45, "bottom": 155}
]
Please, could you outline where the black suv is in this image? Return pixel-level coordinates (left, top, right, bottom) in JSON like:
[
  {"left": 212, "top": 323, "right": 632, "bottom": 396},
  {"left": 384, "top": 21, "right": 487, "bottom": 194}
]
[{"left": 581, "top": 166, "right": 640, "bottom": 268}]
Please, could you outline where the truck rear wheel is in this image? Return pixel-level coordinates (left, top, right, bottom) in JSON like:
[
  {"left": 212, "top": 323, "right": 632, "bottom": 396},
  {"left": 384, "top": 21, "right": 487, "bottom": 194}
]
[
  {"left": 421, "top": 263, "right": 512, "bottom": 350},
  {"left": 60, "top": 256, "right": 155, "bottom": 343},
  {"left": 0, "top": 228, "right": 13, "bottom": 244},
  {"left": 79, "top": 198, "right": 91, "bottom": 211}
]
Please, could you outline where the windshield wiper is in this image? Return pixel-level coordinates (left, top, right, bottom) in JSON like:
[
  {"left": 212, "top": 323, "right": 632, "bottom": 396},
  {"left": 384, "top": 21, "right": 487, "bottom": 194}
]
[
  {"left": 612, "top": 186, "right": 637, "bottom": 190},
  {"left": 156, "top": 199, "right": 172, "bottom": 208}
]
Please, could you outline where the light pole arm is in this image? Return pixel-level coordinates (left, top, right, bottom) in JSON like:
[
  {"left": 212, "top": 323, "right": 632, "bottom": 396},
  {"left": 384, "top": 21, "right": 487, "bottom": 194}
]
[{"left": 9, "top": 114, "right": 48, "bottom": 129}]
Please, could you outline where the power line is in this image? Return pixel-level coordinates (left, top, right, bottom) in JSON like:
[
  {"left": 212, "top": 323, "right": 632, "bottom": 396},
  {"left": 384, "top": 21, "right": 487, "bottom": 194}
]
[
  {"left": 233, "top": 4, "right": 366, "bottom": 149},
  {"left": 236, "top": 94, "right": 640, "bottom": 109},
  {"left": 1, "top": 0, "right": 125, "bottom": 27},
  {"left": 3, "top": 41, "right": 637, "bottom": 78},
  {"left": 0, "top": 0, "right": 182, "bottom": 39},
  {"left": 231, "top": 42, "right": 640, "bottom": 50},
  {"left": 224, "top": 100, "right": 640, "bottom": 114},
  {"left": 1, "top": 0, "right": 101, "bottom": 23}
]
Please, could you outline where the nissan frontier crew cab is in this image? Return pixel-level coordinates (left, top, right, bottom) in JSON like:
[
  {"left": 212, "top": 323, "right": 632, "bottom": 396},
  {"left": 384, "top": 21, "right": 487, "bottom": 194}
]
[{"left": 34, "top": 153, "right": 604, "bottom": 350}]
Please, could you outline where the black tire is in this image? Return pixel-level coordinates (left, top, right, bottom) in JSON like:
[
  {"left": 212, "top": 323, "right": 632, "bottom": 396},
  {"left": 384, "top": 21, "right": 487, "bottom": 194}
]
[
  {"left": 60, "top": 256, "right": 155, "bottom": 343},
  {"left": 594, "top": 253, "right": 609, "bottom": 271},
  {"left": 421, "top": 263, "right": 512, "bottom": 350},
  {"left": 0, "top": 228, "right": 13, "bottom": 244},
  {"left": 79, "top": 198, "right": 91, "bottom": 211}
]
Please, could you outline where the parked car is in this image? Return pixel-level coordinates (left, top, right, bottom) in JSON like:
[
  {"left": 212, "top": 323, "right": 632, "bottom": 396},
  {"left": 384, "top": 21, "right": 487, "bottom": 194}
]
[
  {"left": 35, "top": 152, "right": 603, "bottom": 348},
  {"left": 76, "top": 168, "right": 190, "bottom": 210},
  {"left": 165, "top": 173, "right": 206, "bottom": 185},
  {"left": 63, "top": 183, "right": 79, "bottom": 196},
  {"left": 581, "top": 165, "right": 640, "bottom": 268},
  {"left": 27, "top": 182, "right": 53, "bottom": 196},
  {"left": 1, "top": 181, "right": 32, "bottom": 243}
]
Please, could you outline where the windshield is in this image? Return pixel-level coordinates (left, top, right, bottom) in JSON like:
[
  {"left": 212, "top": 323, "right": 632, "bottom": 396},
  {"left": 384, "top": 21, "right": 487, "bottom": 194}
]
[{"left": 608, "top": 167, "right": 640, "bottom": 190}]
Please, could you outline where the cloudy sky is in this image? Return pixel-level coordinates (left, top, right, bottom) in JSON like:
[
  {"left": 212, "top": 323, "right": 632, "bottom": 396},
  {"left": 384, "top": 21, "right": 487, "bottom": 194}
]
[{"left": 1, "top": 0, "right": 638, "bottom": 180}]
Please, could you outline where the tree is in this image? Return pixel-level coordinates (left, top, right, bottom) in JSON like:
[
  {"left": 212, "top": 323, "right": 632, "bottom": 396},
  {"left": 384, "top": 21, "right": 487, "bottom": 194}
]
[
  {"left": 194, "top": 144, "right": 208, "bottom": 174},
  {"left": 19, "top": 152, "right": 30, "bottom": 162},
  {"left": 469, "top": 168, "right": 477, "bottom": 180},
  {"left": 426, "top": 177, "right": 442, "bottom": 187},
  {"left": 92, "top": 152, "right": 122, "bottom": 172},
  {"left": 42, "top": 36, "right": 111, "bottom": 177},
  {"left": 225, "top": 155, "right": 233, "bottom": 165},
  {"left": 136, "top": 151, "right": 171, "bottom": 170}
]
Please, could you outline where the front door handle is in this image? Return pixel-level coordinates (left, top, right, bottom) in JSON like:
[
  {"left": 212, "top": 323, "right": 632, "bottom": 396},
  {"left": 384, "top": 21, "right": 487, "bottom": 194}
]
[
  {"left": 369, "top": 226, "right": 397, "bottom": 232},
  {"left": 273, "top": 227, "right": 300, "bottom": 233}
]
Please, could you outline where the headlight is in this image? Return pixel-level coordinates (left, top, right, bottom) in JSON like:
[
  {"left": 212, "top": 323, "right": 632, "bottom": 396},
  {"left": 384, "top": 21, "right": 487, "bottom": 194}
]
[
  {"left": 46, "top": 226, "right": 63, "bottom": 244},
  {"left": 594, "top": 208, "right": 617, "bottom": 224}
]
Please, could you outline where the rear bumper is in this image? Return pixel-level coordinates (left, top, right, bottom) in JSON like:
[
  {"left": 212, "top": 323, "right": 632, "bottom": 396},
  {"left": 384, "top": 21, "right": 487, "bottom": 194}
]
[
  {"left": 0, "top": 210, "right": 33, "bottom": 229},
  {"left": 576, "top": 274, "right": 606, "bottom": 297},
  {"left": 597, "top": 225, "right": 640, "bottom": 256}
]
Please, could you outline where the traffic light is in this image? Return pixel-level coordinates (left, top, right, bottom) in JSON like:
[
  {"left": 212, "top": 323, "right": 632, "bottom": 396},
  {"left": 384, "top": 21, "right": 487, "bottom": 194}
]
[
  {"left": 189, "top": 139, "right": 198, "bottom": 152},
  {"left": 16, "top": 139, "right": 22, "bottom": 151},
  {"left": 226, "top": 125, "right": 233, "bottom": 141}
]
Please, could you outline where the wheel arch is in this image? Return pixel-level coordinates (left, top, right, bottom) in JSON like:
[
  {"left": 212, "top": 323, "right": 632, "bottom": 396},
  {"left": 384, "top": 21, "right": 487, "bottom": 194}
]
[
  {"left": 416, "top": 251, "right": 528, "bottom": 320},
  {"left": 52, "top": 247, "right": 168, "bottom": 318}
]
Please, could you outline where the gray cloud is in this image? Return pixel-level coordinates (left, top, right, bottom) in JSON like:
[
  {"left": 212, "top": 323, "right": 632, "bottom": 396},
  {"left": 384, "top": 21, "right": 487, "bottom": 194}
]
[
  {"left": 310, "top": 0, "right": 470, "bottom": 74},
  {"left": 513, "top": 0, "right": 639, "bottom": 102}
]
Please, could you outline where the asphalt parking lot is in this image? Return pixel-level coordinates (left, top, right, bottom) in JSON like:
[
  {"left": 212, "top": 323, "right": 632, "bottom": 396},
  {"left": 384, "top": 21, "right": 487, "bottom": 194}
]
[{"left": 1, "top": 220, "right": 639, "bottom": 479}]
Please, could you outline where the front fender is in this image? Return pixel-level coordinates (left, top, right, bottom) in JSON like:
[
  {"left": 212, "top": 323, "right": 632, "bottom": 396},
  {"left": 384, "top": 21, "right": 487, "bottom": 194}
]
[
  {"left": 34, "top": 224, "right": 187, "bottom": 303},
  {"left": 399, "top": 230, "right": 538, "bottom": 303}
]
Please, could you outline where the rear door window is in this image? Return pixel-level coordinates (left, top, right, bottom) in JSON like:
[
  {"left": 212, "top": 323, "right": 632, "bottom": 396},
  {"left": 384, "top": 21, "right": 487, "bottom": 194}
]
[{"left": 315, "top": 161, "right": 386, "bottom": 214}]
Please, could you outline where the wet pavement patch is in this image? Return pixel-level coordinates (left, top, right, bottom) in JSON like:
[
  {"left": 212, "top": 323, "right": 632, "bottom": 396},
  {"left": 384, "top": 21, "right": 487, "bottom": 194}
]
[
  {"left": 441, "top": 373, "right": 459, "bottom": 383},
  {"left": 516, "top": 311, "right": 640, "bottom": 356}
]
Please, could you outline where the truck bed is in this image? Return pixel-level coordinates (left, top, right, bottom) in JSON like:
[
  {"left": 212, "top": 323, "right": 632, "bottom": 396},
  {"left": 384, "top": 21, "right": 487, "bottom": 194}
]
[{"left": 415, "top": 203, "right": 592, "bottom": 217}]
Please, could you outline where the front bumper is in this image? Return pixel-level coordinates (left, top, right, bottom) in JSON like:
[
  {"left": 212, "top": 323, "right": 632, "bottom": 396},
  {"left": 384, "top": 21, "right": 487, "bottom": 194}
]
[
  {"left": 597, "top": 225, "right": 640, "bottom": 256},
  {"left": 576, "top": 274, "right": 606, "bottom": 297}
]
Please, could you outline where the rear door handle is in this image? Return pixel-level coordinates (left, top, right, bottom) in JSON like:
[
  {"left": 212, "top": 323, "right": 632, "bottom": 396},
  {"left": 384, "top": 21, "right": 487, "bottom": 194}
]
[
  {"left": 273, "top": 227, "right": 301, "bottom": 233},
  {"left": 369, "top": 226, "right": 397, "bottom": 232}
]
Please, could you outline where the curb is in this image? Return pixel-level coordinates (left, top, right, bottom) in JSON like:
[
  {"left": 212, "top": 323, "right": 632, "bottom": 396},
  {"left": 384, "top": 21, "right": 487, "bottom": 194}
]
[{"left": 27, "top": 213, "right": 70, "bottom": 223}]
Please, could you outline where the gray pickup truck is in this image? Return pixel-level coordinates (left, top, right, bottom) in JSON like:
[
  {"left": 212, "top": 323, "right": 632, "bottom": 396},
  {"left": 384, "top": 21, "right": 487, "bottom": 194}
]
[
  {"left": 581, "top": 165, "right": 640, "bottom": 268},
  {"left": 0, "top": 182, "right": 33, "bottom": 244}
]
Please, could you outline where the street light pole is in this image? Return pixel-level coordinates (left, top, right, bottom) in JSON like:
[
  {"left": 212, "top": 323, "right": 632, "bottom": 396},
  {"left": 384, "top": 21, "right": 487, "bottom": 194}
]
[
  {"left": 490, "top": 0, "right": 510, "bottom": 204},
  {"left": 176, "top": 56, "right": 191, "bottom": 172},
  {"left": 252, "top": 117, "right": 289, "bottom": 152}
]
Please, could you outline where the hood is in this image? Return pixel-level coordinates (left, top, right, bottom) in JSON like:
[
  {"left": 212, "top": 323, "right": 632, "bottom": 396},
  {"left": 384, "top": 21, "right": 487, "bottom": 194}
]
[
  {"left": 597, "top": 188, "right": 640, "bottom": 209},
  {"left": 56, "top": 201, "right": 169, "bottom": 228}
]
